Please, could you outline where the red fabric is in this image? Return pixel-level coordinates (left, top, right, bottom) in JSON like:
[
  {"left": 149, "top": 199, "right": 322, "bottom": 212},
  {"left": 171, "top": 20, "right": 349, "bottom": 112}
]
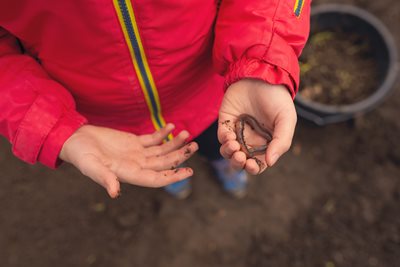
[
  {"left": 0, "top": 0, "right": 310, "bottom": 168},
  {"left": 214, "top": 0, "right": 311, "bottom": 97}
]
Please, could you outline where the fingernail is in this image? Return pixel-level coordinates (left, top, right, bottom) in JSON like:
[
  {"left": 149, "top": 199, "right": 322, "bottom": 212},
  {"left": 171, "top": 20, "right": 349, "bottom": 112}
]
[
  {"left": 270, "top": 153, "right": 280, "bottom": 166},
  {"left": 180, "top": 130, "right": 189, "bottom": 137},
  {"left": 180, "top": 167, "right": 191, "bottom": 174}
]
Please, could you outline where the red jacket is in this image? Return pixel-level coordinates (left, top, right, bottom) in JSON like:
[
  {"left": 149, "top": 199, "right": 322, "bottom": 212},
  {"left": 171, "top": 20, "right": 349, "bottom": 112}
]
[{"left": 0, "top": 0, "right": 310, "bottom": 168}]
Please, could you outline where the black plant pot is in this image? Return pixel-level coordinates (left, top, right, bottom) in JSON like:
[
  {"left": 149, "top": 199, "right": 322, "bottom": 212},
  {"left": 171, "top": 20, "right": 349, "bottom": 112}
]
[{"left": 295, "top": 4, "right": 398, "bottom": 126}]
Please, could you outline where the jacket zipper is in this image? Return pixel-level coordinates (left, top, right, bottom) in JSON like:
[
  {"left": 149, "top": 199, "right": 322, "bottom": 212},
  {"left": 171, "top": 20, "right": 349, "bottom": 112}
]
[
  {"left": 294, "top": 0, "right": 305, "bottom": 17},
  {"left": 113, "top": 0, "right": 169, "bottom": 133}
]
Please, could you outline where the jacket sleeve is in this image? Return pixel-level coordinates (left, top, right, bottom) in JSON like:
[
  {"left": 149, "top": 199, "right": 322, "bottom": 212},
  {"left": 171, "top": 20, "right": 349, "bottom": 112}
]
[
  {"left": 213, "top": 0, "right": 311, "bottom": 98},
  {"left": 0, "top": 28, "right": 87, "bottom": 168}
]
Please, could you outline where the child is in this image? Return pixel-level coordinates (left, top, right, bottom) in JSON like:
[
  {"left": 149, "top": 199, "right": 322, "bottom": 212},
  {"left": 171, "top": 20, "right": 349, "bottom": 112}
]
[{"left": 0, "top": 0, "right": 310, "bottom": 198}]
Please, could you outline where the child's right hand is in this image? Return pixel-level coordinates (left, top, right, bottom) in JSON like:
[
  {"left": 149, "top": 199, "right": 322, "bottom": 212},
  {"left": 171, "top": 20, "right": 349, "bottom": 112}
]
[{"left": 59, "top": 124, "right": 198, "bottom": 198}]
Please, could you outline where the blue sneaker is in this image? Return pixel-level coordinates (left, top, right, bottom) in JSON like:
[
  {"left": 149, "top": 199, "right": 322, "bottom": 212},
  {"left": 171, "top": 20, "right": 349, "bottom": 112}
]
[
  {"left": 210, "top": 158, "right": 248, "bottom": 198},
  {"left": 164, "top": 178, "right": 192, "bottom": 199}
]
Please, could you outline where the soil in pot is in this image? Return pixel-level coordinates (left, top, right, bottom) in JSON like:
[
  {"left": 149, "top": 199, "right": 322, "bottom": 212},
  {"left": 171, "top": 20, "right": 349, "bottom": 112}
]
[{"left": 299, "top": 30, "right": 380, "bottom": 105}]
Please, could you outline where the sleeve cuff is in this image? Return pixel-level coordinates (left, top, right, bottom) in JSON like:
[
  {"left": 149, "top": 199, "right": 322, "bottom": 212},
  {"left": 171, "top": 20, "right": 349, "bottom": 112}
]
[
  {"left": 11, "top": 93, "right": 87, "bottom": 169},
  {"left": 223, "top": 33, "right": 301, "bottom": 99},
  {"left": 224, "top": 57, "right": 297, "bottom": 99}
]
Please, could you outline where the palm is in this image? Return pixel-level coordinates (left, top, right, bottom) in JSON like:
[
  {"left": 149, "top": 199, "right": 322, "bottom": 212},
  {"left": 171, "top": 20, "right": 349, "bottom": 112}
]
[
  {"left": 218, "top": 79, "right": 297, "bottom": 174},
  {"left": 60, "top": 124, "right": 198, "bottom": 198}
]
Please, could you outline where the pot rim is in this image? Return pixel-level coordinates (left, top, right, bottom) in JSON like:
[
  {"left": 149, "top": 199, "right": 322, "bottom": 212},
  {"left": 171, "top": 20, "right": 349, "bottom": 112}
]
[{"left": 295, "top": 4, "right": 399, "bottom": 123}]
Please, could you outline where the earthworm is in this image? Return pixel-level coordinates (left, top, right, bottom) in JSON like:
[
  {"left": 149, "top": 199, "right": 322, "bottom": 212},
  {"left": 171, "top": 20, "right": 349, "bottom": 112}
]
[{"left": 235, "top": 114, "right": 272, "bottom": 158}]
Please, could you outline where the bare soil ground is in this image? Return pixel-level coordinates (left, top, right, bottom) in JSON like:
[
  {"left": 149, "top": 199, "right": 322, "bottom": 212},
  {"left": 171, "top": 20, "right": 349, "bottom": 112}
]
[{"left": 1, "top": 0, "right": 399, "bottom": 266}]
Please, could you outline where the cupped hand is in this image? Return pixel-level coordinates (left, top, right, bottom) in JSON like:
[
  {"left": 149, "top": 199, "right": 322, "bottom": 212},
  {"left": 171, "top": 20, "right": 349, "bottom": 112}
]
[
  {"left": 59, "top": 124, "right": 198, "bottom": 198},
  {"left": 218, "top": 79, "right": 297, "bottom": 175}
]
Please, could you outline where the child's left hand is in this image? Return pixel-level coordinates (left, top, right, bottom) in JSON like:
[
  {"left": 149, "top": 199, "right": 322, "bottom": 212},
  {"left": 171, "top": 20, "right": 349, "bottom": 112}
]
[{"left": 218, "top": 79, "right": 297, "bottom": 175}]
